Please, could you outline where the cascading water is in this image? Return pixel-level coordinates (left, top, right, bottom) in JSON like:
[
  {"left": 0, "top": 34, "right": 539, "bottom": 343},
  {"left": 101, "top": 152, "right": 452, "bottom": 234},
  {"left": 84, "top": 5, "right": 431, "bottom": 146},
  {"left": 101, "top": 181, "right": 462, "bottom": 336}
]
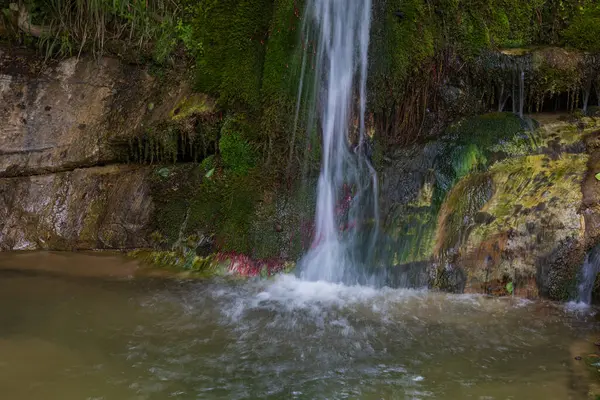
[
  {"left": 297, "top": 0, "right": 379, "bottom": 284},
  {"left": 576, "top": 245, "right": 600, "bottom": 305}
]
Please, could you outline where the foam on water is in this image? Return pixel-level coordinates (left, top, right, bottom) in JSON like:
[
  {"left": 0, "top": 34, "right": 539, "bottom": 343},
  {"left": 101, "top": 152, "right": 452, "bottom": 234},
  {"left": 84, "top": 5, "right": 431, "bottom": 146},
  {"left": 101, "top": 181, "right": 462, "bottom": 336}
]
[{"left": 207, "top": 273, "right": 535, "bottom": 331}]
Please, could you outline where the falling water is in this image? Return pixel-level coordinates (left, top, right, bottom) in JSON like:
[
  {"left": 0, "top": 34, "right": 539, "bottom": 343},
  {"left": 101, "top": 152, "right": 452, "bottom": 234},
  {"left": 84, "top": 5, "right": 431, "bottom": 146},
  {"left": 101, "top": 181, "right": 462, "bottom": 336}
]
[
  {"left": 519, "top": 70, "right": 525, "bottom": 118},
  {"left": 297, "top": 0, "right": 379, "bottom": 284},
  {"left": 577, "top": 245, "right": 600, "bottom": 305}
]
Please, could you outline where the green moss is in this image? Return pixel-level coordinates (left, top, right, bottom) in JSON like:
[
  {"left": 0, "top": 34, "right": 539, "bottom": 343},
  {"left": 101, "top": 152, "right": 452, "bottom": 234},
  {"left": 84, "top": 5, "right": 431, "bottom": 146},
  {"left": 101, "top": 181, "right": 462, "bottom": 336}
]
[
  {"left": 385, "top": 205, "right": 438, "bottom": 265},
  {"left": 170, "top": 93, "right": 215, "bottom": 121},
  {"left": 478, "top": 154, "right": 587, "bottom": 224},
  {"left": 369, "top": 0, "right": 436, "bottom": 111},
  {"left": 250, "top": 183, "right": 316, "bottom": 260},
  {"left": 436, "top": 172, "right": 494, "bottom": 255},
  {"left": 130, "top": 249, "right": 230, "bottom": 276},
  {"left": 219, "top": 115, "right": 258, "bottom": 176},
  {"left": 149, "top": 160, "right": 265, "bottom": 254},
  {"left": 433, "top": 112, "right": 530, "bottom": 207},
  {"left": 194, "top": 0, "right": 274, "bottom": 110},
  {"left": 460, "top": 153, "right": 586, "bottom": 268}
]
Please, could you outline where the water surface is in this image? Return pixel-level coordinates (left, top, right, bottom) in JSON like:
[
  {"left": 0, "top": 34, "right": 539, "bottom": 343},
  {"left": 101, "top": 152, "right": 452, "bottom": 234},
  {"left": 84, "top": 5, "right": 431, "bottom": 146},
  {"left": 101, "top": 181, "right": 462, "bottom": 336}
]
[{"left": 0, "top": 252, "right": 598, "bottom": 399}]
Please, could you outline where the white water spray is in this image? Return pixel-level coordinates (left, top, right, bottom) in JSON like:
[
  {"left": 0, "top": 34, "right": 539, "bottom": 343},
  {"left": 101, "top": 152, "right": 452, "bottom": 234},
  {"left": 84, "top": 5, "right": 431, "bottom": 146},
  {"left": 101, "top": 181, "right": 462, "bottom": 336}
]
[{"left": 297, "top": 0, "right": 379, "bottom": 283}]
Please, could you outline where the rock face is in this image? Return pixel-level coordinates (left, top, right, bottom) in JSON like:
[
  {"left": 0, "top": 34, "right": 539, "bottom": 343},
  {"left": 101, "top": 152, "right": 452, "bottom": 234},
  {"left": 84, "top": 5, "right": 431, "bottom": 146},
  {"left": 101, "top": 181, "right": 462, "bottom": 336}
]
[
  {"left": 0, "top": 47, "right": 195, "bottom": 177},
  {"left": 0, "top": 165, "right": 153, "bottom": 251},
  {"left": 379, "top": 113, "right": 600, "bottom": 300},
  {"left": 0, "top": 46, "right": 205, "bottom": 252}
]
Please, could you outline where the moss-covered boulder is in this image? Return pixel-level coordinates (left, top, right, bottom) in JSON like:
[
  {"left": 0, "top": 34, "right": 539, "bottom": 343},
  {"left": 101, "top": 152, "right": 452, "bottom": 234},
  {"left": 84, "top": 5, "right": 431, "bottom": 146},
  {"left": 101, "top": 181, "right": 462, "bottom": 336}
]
[
  {"left": 381, "top": 111, "right": 600, "bottom": 299},
  {"left": 379, "top": 112, "right": 534, "bottom": 268},
  {"left": 432, "top": 116, "right": 600, "bottom": 299}
]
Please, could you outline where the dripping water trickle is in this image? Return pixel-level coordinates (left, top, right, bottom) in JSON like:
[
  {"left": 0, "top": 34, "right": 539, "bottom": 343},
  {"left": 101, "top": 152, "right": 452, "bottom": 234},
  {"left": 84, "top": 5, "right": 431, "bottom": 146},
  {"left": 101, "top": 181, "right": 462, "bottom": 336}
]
[{"left": 577, "top": 245, "right": 600, "bottom": 305}]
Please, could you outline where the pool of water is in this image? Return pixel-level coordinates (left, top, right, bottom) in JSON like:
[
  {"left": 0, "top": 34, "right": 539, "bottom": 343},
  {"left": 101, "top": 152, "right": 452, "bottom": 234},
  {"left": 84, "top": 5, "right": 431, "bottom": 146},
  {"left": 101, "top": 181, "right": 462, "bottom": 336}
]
[{"left": 0, "top": 252, "right": 599, "bottom": 399}]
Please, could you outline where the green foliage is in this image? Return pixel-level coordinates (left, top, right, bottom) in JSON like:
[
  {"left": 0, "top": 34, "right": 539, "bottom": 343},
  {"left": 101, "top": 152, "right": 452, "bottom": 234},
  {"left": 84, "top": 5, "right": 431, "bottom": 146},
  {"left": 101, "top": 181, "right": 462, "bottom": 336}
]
[
  {"left": 562, "top": 4, "right": 600, "bottom": 52},
  {"left": 13, "top": 0, "right": 181, "bottom": 59},
  {"left": 369, "top": 0, "right": 600, "bottom": 144},
  {"left": 506, "top": 281, "right": 514, "bottom": 294}
]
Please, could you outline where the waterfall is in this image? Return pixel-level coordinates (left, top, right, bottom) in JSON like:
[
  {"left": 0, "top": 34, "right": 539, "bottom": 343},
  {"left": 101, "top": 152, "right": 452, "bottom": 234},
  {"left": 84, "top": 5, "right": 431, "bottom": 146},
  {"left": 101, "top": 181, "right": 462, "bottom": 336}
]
[
  {"left": 577, "top": 245, "right": 600, "bottom": 305},
  {"left": 297, "top": 0, "right": 379, "bottom": 284}
]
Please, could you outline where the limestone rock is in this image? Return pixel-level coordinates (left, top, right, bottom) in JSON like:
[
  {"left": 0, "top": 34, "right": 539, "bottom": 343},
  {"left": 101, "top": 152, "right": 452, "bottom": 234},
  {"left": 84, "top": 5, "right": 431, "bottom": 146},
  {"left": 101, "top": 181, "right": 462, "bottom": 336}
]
[
  {"left": 0, "top": 47, "right": 197, "bottom": 177},
  {"left": 0, "top": 165, "right": 153, "bottom": 250}
]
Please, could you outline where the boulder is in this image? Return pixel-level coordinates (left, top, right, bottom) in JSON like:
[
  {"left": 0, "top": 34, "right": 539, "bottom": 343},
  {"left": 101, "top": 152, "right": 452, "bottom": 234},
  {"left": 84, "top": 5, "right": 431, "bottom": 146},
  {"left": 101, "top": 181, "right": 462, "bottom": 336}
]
[{"left": 380, "top": 112, "right": 600, "bottom": 299}]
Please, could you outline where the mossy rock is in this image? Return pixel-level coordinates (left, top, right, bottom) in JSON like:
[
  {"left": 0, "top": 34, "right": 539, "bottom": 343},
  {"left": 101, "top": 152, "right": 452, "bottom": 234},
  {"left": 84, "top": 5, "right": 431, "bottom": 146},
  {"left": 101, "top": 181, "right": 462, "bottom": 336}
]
[
  {"left": 381, "top": 112, "right": 530, "bottom": 265},
  {"left": 130, "top": 249, "right": 295, "bottom": 278},
  {"left": 170, "top": 93, "right": 215, "bottom": 121},
  {"left": 438, "top": 153, "right": 588, "bottom": 298}
]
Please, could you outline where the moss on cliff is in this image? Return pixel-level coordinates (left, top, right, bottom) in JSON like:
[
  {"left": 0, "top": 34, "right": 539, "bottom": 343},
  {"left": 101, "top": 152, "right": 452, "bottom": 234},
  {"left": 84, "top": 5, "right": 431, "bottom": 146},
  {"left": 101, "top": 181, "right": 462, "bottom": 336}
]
[
  {"left": 194, "top": 0, "right": 274, "bottom": 111},
  {"left": 384, "top": 112, "right": 529, "bottom": 265}
]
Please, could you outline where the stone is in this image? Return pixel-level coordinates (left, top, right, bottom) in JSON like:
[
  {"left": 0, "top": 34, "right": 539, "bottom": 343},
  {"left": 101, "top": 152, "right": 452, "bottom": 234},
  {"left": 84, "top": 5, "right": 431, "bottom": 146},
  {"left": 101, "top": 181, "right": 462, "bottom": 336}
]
[
  {"left": 380, "top": 113, "right": 600, "bottom": 299},
  {"left": 0, "top": 46, "right": 200, "bottom": 177},
  {"left": 0, "top": 165, "right": 153, "bottom": 251}
]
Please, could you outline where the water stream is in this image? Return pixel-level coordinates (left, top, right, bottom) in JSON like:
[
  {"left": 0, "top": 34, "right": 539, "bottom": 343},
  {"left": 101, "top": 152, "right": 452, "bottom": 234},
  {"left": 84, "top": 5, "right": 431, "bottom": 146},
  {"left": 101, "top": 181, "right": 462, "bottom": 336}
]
[
  {"left": 0, "top": 252, "right": 599, "bottom": 399},
  {"left": 298, "top": 0, "right": 379, "bottom": 284}
]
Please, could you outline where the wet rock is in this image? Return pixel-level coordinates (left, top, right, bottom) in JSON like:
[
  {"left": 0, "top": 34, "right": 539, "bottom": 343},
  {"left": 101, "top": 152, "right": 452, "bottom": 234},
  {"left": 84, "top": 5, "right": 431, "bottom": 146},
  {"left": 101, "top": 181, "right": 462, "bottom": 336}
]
[
  {"left": 0, "top": 165, "right": 153, "bottom": 251},
  {"left": 437, "top": 152, "right": 587, "bottom": 300},
  {"left": 195, "top": 237, "right": 215, "bottom": 258},
  {"left": 433, "top": 264, "right": 467, "bottom": 293}
]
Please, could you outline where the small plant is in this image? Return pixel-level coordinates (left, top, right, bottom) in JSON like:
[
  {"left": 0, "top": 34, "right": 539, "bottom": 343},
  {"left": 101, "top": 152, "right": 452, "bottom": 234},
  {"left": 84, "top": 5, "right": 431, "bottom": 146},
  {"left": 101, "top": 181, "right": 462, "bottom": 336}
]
[
  {"left": 506, "top": 281, "right": 514, "bottom": 295},
  {"left": 8, "top": 0, "right": 186, "bottom": 59}
]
